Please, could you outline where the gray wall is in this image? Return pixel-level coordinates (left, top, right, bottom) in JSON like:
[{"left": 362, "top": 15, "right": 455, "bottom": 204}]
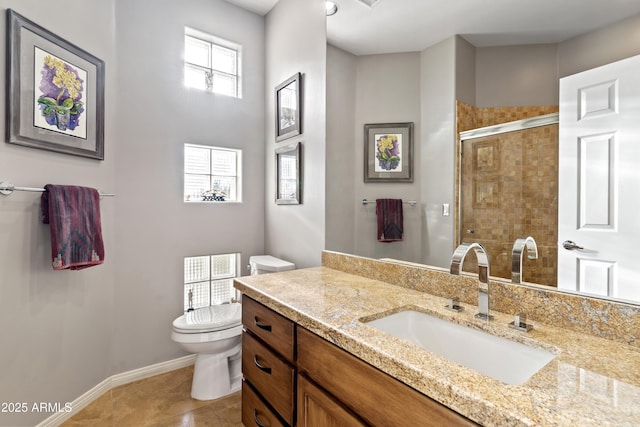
[
  {"left": 352, "top": 52, "right": 422, "bottom": 262},
  {"left": 112, "top": 0, "right": 265, "bottom": 373},
  {"left": 558, "top": 13, "right": 640, "bottom": 77},
  {"left": 264, "top": 0, "right": 326, "bottom": 269},
  {"left": 326, "top": 45, "right": 356, "bottom": 255},
  {"left": 455, "top": 36, "right": 476, "bottom": 106},
  {"left": 475, "top": 44, "right": 559, "bottom": 108},
  {"left": 325, "top": 40, "right": 457, "bottom": 267},
  {"left": 419, "top": 37, "right": 457, "bottom": 267},
  {"left": 0, "top": 2, "right": 117, "bottom": 426}
]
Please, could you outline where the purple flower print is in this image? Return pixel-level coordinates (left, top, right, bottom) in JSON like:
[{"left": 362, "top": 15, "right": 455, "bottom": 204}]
[
  {"left": 375, "top": 134, "right": 401, "bottom": 171},
  {"left": 37, "top": 55, "right": 84, "bottom": 131}
]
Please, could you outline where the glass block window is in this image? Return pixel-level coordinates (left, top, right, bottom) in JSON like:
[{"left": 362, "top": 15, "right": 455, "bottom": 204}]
[
  {"left": 184, "top": 143, "right": 242, "bottom": 202},
  {"left": 184, "top": 253, "right": 240, "bottom": 311},
  {"left": 184, "top": 28, "right": 242, "bottom": 98}
]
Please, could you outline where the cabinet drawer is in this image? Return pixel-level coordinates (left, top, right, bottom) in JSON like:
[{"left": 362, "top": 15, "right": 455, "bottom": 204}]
[
  {"left": 242, "top": 296, "right": 295, "bottom": 361},
  {"left": 242, "top": 381, "right": 286, "bottom": 427},
  {"left": 297, "top": 327, "right": 478, "bottom": 427},
  {"left": 242, "top": 331, "right": 295, "bottom": 425}
]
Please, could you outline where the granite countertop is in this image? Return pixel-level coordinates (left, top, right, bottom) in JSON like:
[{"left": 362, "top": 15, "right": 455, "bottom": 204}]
[{"left": 234, "top": 266, "right": 640, "bottom": 427}]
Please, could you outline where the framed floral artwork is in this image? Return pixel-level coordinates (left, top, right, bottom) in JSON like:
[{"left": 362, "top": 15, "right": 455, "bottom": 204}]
[
  {"left": 6, "top": 9, "right": 105, "bottom": 160},
  {"left": 364, "top": 122, "right": 414, "bottom": 182},
  {"left": 275, "top": 73, "right": 301, "bottom": 142}
]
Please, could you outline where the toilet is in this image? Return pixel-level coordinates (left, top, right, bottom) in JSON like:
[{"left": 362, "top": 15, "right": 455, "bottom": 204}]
[
  {"left": 249, "top": 255, "right": 296, "bottom": 275},
  {"left": 171, "top": 255, "right": 295, "bottom": 400},
  {"left": 171, "top": 303, "right": 243, "bottom": 400}
]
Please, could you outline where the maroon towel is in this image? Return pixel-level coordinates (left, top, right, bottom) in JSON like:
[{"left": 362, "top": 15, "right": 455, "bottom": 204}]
[
  {"left": 41, "top": 185, "right": 104, "bottom": 270},
  {"left": 376, "top": 199, "right": 403, "bottom": 242}
]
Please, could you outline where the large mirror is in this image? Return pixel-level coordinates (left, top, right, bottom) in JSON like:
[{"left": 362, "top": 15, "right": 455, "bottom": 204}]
[{"left": 324, "top": 4, "right": 640, "bottom": 305}]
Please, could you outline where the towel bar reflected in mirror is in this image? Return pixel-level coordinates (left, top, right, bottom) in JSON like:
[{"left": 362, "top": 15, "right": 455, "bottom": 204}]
[{"left": 361, "top": 198, "right": 417, "bottom": 207}]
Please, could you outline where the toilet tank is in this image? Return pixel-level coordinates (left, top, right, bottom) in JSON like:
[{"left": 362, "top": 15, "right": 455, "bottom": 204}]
[{"left": 249, "top": 255, "right": 295, "bottom": 275}]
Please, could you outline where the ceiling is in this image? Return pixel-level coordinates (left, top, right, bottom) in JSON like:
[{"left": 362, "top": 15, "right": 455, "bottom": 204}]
[{"left": 225, "top": 0, "right": 640, "bottom": 56}]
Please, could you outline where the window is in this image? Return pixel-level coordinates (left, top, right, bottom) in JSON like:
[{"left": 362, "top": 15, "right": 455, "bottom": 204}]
[
  {"left": 184, "top": 28, "right": 241, "bottom": 98},
  {"left": 184, "top": 253, "right": 240, "bottom": 311},
  {"left": 184, "top": 143, "right": 242, "bottom": 202}
]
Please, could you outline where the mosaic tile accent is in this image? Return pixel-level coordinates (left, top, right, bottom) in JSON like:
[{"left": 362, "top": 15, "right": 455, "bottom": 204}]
[{"left": 475, "top": 105, "right": 560, "bottom": 128}]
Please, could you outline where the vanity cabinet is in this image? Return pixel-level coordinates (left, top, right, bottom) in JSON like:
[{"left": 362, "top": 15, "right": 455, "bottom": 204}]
[
  {"left": 241, "top": 296, "right": 477, "bottom": 427},
  {"left": 242, "top": 296, "right": 296, "bottom": 426}
]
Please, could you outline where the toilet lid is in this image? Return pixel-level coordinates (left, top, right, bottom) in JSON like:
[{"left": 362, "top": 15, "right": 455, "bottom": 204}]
[{"left": 172, "top": 303, "right": 242, "bottom": 333}]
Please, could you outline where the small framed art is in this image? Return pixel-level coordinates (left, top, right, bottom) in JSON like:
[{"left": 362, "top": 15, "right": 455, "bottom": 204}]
[
  {"left": 364, "top": 122, "right": 414, "bottom": 182},
  {"left": 275, "top": 72, "right": 301, "bottom": 142},
  {"left": 275, "top": 142, "right": 302, "bottom": 205}
]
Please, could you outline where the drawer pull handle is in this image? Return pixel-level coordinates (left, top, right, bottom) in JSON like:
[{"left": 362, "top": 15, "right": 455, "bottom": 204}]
[
  {"left": 254, "top": 317, "right": 272, "bottom": 332},
  {"left": 253, "top": 409, "right": 269, "bottom": 427},
  {"left": 253, "top": 355, "right": 272, "bottom": 374}
]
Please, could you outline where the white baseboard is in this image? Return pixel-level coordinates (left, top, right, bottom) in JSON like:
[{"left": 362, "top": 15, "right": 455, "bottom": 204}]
[
  {"left": 111, "top": 354, "right": 196, "bottom": 388},
  {"left": 37, "top": 354, "right": 196, "bottom": 427}
]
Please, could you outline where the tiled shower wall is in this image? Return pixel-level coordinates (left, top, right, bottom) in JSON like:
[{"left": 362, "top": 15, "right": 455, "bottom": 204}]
[{"left": 456, "top": 101, "right": 559, "bottom": 286}]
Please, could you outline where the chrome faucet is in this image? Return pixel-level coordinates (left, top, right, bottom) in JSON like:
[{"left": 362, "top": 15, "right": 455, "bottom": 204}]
[
  {"left": 511, "top": 236, "right": 538, "bottom": 284},
  {"left": 450, "top": 242, "right": 492, "bottom": 320}
]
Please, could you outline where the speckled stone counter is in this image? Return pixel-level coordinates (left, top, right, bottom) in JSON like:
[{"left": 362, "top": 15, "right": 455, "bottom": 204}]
[{"left": 234, "top": 262, "right": 640, "bottom": 426}]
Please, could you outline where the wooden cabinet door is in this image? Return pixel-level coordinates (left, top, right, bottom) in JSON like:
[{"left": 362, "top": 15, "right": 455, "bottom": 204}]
[{"left": 297, "top": 374, "right": 365, "bottom": 427}]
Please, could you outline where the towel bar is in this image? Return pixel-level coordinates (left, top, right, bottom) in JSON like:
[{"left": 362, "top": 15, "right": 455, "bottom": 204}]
[
  {"left": 0, "top": 180, "right": 114, "bottom": 198},
  {"left": 362, "top": 198, "right": 416, "bottom": 207}
]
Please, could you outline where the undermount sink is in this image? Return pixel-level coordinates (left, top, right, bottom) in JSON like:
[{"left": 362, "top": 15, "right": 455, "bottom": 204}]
[{"left": 364, "top": 310, "right": 556, "bottom": 385}]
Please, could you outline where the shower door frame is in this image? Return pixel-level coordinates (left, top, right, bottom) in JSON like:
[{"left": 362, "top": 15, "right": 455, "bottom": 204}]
[{"left": 456, "top": 113, "right": 559, "bottom": 275}]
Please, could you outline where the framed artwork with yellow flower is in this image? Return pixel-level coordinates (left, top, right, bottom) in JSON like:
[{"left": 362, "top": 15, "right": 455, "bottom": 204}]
[
  {"left": 364, "top": 122, "right": 414, "bottom": 182},
  {"left": 6, "top": 9, "right": 105, "bottom": 160}
]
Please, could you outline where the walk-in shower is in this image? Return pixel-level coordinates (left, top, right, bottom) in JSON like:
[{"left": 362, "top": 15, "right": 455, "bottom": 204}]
[{"left": 457, "top": 113, "right": 559, "bottom": 286}]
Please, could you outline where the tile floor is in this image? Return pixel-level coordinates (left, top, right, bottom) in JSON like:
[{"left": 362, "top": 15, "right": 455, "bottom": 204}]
[{"left": 61, "top": 366, "right": 242, "bottom": 426}]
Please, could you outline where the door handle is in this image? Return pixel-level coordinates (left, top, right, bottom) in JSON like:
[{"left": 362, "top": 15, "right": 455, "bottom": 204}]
[{"left": 562, "top": 240, "right": 584, "bottom": 251}]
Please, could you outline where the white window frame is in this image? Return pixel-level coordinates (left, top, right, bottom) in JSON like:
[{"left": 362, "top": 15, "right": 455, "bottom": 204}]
[
  {"left": 184, "top": 143, "right": 243, "bottom": 203},
  {"left": 184, "top": 27, "right": 242, "bottom": 98}
]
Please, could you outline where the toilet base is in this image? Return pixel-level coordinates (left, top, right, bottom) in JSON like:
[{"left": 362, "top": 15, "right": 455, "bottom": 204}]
[{"left": 191, "top": 346, "right": 242, "bottom": 400}]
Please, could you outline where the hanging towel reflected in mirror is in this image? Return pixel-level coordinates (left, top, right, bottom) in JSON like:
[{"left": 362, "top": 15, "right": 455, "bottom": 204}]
[{"left": 376, "top": 199, "right": 403, "bottom": 242}]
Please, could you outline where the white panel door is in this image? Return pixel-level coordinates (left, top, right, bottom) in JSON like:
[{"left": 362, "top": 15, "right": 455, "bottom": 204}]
[{"left": 558, "top": 54, "right": 640, "bottom": 302}]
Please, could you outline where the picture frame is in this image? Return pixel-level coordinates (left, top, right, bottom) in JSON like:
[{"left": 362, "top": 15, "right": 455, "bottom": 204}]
[
  {"left": 6, "top": 9, "right": 105, "bottom": 160},
  {"left": 275, "top": 72, "right": 301, "bottom": 142},
  {"left": 275, "top": 142, "right": 302, "bottom": 205},
  {"left": 364, "top": 122, "right": 414, "bottom": 182}
]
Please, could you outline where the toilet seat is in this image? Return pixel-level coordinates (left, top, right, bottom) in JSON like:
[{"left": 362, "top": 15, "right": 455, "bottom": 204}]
[{"left": 172, "top": 303, "right": 242, "bottom": 334}]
